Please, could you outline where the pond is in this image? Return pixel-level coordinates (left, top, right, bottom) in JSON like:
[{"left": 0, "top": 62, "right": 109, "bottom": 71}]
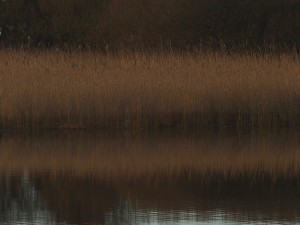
[{"left": 0, "top": 130, "right": 300, "bottom": 225}]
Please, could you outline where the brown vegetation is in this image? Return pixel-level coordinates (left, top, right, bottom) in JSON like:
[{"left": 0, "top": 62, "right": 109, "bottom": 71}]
[
  {"left": 0, "top": 131, "right": 300, "bottom": 182},
  {"left": 0, "top": 49, "right": 299, "bottom": 130}
]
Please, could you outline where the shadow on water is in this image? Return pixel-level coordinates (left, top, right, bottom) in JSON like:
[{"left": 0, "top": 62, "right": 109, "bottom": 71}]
[{"left": 0, "top": 129, "right": 300, "bottom": 224}]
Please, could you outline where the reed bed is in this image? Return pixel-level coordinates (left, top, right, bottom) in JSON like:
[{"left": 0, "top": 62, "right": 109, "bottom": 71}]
[
  {"left": 0, "top": 49, "right": 300, "bottom": 129},
  {"left": 0, "top": 132, "right": 300, "bottom": 183}
]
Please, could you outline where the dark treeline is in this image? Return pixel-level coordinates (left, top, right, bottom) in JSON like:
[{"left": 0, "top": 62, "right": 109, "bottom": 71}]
[{"left": 1, "top": 0, "right": 300, "bottom": 52}]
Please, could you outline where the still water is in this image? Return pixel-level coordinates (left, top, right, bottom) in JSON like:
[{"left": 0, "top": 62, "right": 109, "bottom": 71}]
[{"left": 0, "top": 130, "right": 300, "bottom": 225}]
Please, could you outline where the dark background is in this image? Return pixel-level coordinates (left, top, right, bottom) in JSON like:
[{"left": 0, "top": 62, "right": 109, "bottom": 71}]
[{"left": 1, "top": 0, "right": 300, "bottom": 52}]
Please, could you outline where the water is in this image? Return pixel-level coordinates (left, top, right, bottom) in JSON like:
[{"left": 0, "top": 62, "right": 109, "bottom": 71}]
[{"left": 0, "top": 130, "right": 300, "bottom": 225}]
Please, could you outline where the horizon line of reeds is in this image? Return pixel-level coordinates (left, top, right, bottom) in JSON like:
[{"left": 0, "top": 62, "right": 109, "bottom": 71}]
[{"left": 0, "top": 49, "right": 300, "bottom": 130}]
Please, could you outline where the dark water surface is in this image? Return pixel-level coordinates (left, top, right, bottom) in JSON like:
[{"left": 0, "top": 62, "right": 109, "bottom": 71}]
[{"left": 1, "top": 130, "right": 300, "bottom": 225}]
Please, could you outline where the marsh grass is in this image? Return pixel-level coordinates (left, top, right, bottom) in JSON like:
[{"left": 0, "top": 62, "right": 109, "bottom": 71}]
[
  {"left": 0, "top": 132, "right": 300, "bottom": 183},
  {"left": 0, "top": 49, "right": 300, "bottom": 130}
]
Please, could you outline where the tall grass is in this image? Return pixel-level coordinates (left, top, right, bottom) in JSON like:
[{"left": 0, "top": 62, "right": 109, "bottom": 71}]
[
  {"left": 0, "top": 132, "right": 300, "bottom": 182},
  {"left": 0, "top": 49, "right": 300, "bottom": 130}
]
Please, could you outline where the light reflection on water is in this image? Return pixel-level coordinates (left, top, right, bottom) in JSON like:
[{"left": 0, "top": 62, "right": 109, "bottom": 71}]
[{"left": 0, "top": 130, "right": 300, "bottom": 225}]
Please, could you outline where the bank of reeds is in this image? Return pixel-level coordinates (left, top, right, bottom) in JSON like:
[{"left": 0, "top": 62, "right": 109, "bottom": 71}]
[
  {"left": 0, "top": 132, "right": 300, "bottom": 183},
  {"left": 0, "top": 49, "right": 300, "bottom": 130}
]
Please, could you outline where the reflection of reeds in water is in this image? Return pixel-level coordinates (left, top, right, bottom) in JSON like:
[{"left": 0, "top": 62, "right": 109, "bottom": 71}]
[
  {"left": 0, "top": 132, "right": 300, "bottom": 182},
  {"left": 0, "top": 49, "right": 300, "bottom": 129}
]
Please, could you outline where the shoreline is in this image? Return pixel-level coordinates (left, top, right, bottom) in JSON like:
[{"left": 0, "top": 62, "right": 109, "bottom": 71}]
[{"left": 0, "top": 130, "right": 300, "bottom": 183}]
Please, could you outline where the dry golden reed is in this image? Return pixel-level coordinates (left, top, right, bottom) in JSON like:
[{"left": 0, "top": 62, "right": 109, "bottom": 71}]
[
  {"left": 0, "top": 49, "right": 300, "bottom": 129},
  {"left": 0, "top": 132, "right": 299, "bottom": 182}
]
